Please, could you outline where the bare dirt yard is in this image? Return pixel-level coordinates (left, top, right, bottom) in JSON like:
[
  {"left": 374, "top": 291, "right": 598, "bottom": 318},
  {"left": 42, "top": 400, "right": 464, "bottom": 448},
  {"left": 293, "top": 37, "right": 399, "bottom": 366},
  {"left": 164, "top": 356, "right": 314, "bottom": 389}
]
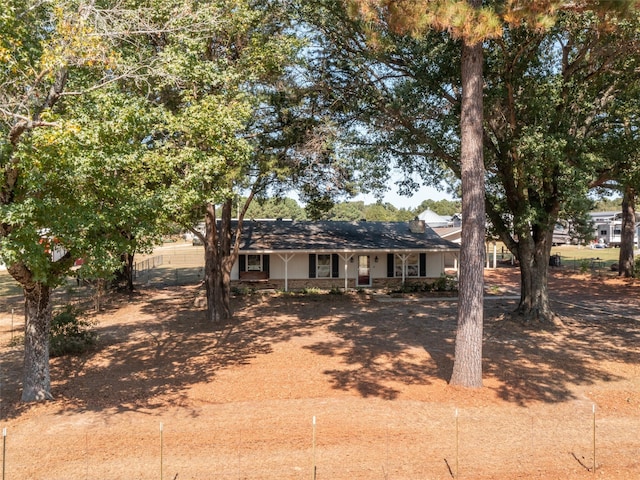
[{"left": 1, "top": 266, "right": 639, "bottom": 480}]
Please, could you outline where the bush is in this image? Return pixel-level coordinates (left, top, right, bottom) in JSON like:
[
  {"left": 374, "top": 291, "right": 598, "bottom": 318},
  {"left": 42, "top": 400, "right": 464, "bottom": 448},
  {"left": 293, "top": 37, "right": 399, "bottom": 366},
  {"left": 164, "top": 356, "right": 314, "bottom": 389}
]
[
  {"left": 49, "top": 305, "right": 97, "bottom": 357},
  {"left": 300, "top": 286, "right": 322, "bottom": 295},
  {"left": 432, "top": 274, "right": 457, "bottom": 292},
  {"left": 232, "top": 286, "right": 255, "bottom": 295},
  {"left": 579, "top": 258, "right": 591, "bottom": 274},
  {"left": 634, "top": 257, "right": 640, "bottom": 278}
]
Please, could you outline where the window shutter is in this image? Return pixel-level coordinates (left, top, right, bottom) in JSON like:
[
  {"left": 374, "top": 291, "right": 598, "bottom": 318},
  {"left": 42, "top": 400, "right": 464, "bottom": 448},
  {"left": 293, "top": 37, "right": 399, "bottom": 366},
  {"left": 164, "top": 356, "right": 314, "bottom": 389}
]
[
  {"left": 332, "top": 254, "right": 339, "bottom": 278},
  {"left": 239, "top": 255, "right": 246, "bottom": 272},
  {"left": 308, "top": 254, "right": 316, "bottom": 278},
  {"left": 263, "top": 254, "right": 270, "bottom": 274},
  {"left": 420, "top": 253, "right": 426, "bottom": 277},
  {"left": 387, "top": 254, "right": 394, "bottom": 278}
]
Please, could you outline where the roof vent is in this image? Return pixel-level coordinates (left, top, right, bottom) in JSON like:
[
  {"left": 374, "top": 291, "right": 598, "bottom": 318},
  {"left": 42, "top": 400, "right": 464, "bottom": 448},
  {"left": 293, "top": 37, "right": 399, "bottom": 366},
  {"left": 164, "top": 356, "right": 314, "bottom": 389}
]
[{"left": 409, "top": 219, "right": 426, "bottom": 233}]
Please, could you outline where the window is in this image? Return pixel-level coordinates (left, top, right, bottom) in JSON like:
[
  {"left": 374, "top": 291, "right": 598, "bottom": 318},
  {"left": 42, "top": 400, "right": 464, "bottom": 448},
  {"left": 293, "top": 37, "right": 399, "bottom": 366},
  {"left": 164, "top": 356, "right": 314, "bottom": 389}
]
[
  {"left": 395, "top": 253, "right": 420, "bottom": 277},
  {"left": 247, "top": 255, "right": 262, "bottom": 271},
  {"left": 317, "top": 254, "right": 331, "bottom": 278},
  {"left": 240, "top": 254, "right": 270, "bottom": 276},
  {"left": 309, "top": 254, "right": 339, "bottom": 279}
]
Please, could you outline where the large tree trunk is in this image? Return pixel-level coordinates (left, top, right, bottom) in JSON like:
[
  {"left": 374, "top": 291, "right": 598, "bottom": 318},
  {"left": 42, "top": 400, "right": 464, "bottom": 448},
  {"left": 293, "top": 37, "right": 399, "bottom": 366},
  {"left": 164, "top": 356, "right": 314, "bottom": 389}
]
[
  {"left": 449, "top": 22, "right": 485, "bottom": 388},
  {"left": 618, "top": 185, "right": 635, "bottom": 278},
  {"left": 21, "top": 282, "right": 53, "bottom": 401},
  {"left": 113, "top": 252, "right": 135, "bottom": 291},
  {"left": 7, "top": 261, "right": 55, "bottom": 402},
  {"left": 202, "top": 191, "right": 255, "bottom": 323},
  {"left": 203, "top": 201, "right": 234, "bottom": 323},
  {"left": 515, "top": 231, "right": 556, "bottom": 324}
]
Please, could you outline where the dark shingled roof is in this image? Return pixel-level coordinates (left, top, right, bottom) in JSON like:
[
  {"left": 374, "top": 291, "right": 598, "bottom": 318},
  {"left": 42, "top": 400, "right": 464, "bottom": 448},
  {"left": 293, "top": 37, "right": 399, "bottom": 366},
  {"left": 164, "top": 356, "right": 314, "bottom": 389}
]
[{"left": 238, "top": 220, "right": 459, "bottom": 253}]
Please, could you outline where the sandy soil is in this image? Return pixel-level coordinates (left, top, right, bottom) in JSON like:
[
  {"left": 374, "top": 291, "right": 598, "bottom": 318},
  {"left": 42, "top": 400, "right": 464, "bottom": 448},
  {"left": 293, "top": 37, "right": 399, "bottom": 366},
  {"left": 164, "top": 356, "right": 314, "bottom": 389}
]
[{"left": 1, "top": 266, "right": 639, "bottom": 479}]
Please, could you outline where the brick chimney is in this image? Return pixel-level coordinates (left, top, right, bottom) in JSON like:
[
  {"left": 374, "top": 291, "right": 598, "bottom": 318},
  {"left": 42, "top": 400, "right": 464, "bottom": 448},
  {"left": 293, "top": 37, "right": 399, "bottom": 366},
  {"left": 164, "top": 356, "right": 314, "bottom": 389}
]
[{"left": 409, "top": 218, "right": 426, "bottom": 233}]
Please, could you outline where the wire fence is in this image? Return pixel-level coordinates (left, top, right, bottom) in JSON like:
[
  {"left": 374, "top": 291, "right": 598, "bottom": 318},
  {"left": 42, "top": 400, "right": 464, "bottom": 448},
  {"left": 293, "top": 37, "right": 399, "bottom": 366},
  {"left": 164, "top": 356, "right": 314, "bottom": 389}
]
[
  {"left": 548, "top": 255, "right": 619, "bottom": 275},
  {"left": 133, "top": 253, "right": 204, "bottom": 287},
  {"left": 1, "top": 406, "right": 638, "bottom": 480}
]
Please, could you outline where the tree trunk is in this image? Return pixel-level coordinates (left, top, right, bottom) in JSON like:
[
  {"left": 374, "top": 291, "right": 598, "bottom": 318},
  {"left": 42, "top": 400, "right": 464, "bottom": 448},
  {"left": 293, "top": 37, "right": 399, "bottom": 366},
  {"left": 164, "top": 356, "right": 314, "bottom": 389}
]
[
  {"left": 203, "top": 201, "right": 234, "bottom": 323},
  {"left": 449, "top": 22, "right": 485, "bottom": 388},
  {"left": 21, "top": 282, "right": 54, "bottom": 401},
  {"left": 618, "top": 185, "right": 635, "bottom": 278},
  {"left": 7, "top": 262, "right": 54, "bottom": 401},
  {"left": 515, "top": 233, "right": 556, "bottom": 324},
  {"left": 124, "top": 253, "right": 134, "bottom": 291},
  {"left": 113, "top": 252, "right": 135, "bottom": 291}
]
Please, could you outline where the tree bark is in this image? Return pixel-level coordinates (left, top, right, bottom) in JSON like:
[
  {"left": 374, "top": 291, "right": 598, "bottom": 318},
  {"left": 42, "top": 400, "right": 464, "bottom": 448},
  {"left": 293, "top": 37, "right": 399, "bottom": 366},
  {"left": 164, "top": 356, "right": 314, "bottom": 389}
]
[
  {"left": 203, "top": 200, "right": 233, "bottom": 323},
  {"left": 21, "top": 282, "right": 53, "bottom": 401},
  {"left": 618, "top": 185, "right": 635, "bottom": 278},
  {"left": 514, "top": 231, "right": 556, "bottom": 324},
  {"left": 113, "top": 252, "right": 135, "bottom": 291},
  {"left": 449, "top": 19, "right": 485, "bottom": 388},
  {"left": 8, "top": 262, "right": 54, "bottom": 402}
]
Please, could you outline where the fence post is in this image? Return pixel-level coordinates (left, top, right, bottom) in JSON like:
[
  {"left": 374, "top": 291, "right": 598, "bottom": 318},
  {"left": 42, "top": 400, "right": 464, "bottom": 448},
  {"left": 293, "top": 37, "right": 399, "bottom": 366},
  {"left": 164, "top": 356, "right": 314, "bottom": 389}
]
[
  {"left": 455, "top": 409, "right": 459, "bottom": 478},
  {"left": 312, "top": 416, "right": 316, "bottom": 480},
  {"left": 160, "top": 422, "right": 163, "bottom": 480},
  {"left": 592, "top": 404, "right": 596, "bottom": 475},
  {"left": 3, "top": 427, "right": 7, "bottom": 480}
]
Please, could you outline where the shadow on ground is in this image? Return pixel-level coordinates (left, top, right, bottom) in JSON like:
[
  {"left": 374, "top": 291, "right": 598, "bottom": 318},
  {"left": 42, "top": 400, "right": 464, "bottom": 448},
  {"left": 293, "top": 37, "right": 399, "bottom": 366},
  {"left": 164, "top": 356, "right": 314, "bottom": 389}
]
[{"left": 2, "top": 270, "right": 639, "bottom": 419}]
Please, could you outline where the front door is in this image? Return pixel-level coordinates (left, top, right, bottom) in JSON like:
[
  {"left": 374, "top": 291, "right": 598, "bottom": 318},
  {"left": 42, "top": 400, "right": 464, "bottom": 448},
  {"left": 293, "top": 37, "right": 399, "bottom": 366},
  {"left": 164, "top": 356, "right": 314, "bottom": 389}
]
[{"left": 357, "top": 255, "right": 371, "bottom": 286}]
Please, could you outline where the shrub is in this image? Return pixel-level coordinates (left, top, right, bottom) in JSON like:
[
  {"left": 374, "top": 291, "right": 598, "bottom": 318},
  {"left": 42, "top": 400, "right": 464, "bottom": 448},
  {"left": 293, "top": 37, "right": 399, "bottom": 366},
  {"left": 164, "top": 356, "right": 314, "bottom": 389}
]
[
  {"left": 388, "top": 283, "right": 423, "bottom": 294},
  {"left": 432, "top": 274, "right": 457, "bottom": 292},
  {"left": 579, "top": 259, "right": 591, "bottom": 274},
  {"left": 634, "top": 257, "right": 640, "bottom": 278},
  {"left": 232, "top": 286, "right": 254, "bottom": 295},
  {"left": 300, "top": 287, "right": 322, "bottom": 295},
  {"left": 49, "top": 305, "right": 97, "bottom": 357}
]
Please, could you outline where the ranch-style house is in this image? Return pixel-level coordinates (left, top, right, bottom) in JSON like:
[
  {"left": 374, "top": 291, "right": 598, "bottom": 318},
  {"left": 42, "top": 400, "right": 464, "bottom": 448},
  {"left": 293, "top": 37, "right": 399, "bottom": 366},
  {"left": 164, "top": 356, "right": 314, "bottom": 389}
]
[{"left": 232, "top": 218, "right": 459, "bottom": 291}]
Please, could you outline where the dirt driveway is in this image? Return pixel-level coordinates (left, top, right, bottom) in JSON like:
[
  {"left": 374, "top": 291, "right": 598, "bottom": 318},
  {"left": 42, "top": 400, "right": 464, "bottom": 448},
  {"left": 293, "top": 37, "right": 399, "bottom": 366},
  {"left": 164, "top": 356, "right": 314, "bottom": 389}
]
[{"left": 0, "top": 267, "right": 639, "bottom": 479}]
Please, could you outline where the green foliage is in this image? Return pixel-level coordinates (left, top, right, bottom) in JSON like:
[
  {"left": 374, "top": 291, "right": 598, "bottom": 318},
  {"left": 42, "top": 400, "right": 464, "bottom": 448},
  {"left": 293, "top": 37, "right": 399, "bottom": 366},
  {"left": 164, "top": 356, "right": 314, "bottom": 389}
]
[
  {"left": 322, "top": 201, "right": 416, "bottom": 221},
  {"left": 0, "top": 0, "right": 168, "bottom": 290},
  {"left": 241, "top": 197, "right": 436, "bottom": 221},
  {"left": 432, "top": 274, "right": 457, "bottom": 292},
  {"left": 578, "top": 259, "right": 597, "bottom": 274},
  {"left": 592, "top": 196, "right": 623, "bottom": 212},
  {"left": 300, "top": 286, "right": 322, "bottom": 294},
  {"left": 387, "top": 275, "right": 457, "bottom": 294},
  {"left": 634, "top": 257, "right": 640, "bottom": 278},
  {"left": 231, "top": 286, "right": 256, "bottom": 295},
  {"left": 245, "top": 197, "right": 307, "bottom": 220},
  {"left": 415, "top": 199, "right": 461, "bottom": 217},
  {"left": 49, "top": 305, "right": 97, "bottom": 357}
]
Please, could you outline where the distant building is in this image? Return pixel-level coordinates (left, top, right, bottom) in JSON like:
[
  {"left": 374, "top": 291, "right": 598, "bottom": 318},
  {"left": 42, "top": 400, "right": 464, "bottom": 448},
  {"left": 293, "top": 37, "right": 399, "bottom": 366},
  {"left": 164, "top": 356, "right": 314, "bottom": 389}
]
[
  {"left": 417, "top": 209, "right": 452, "bottom": 228},
  {"left": 589, "top": 212, "right": 640, "bottom": 247},
  {"left": 231, "top": 219, "right": 459, "bottom": 291}
]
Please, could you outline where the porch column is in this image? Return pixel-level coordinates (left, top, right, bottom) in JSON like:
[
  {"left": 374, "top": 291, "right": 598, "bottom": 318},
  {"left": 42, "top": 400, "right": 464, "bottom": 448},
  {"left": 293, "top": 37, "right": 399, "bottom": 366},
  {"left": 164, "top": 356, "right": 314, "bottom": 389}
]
[
  {"left": 277, "top": 253, "right": 295, "bottom": 292},
  {"left": 492, "top": 242, "right": 497, "bottom": 269},
  {"left": 454, "top": 252, "right": 460, "bottom": 279},
  {"left": 338, "top": 253, "right": 354, "bottom": 291},
  {"left": 398, "top": 253, "right": 409, "bottom": 285},
  {"left": 486, "top": 242, "right": 490, "bottom": 269}
]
